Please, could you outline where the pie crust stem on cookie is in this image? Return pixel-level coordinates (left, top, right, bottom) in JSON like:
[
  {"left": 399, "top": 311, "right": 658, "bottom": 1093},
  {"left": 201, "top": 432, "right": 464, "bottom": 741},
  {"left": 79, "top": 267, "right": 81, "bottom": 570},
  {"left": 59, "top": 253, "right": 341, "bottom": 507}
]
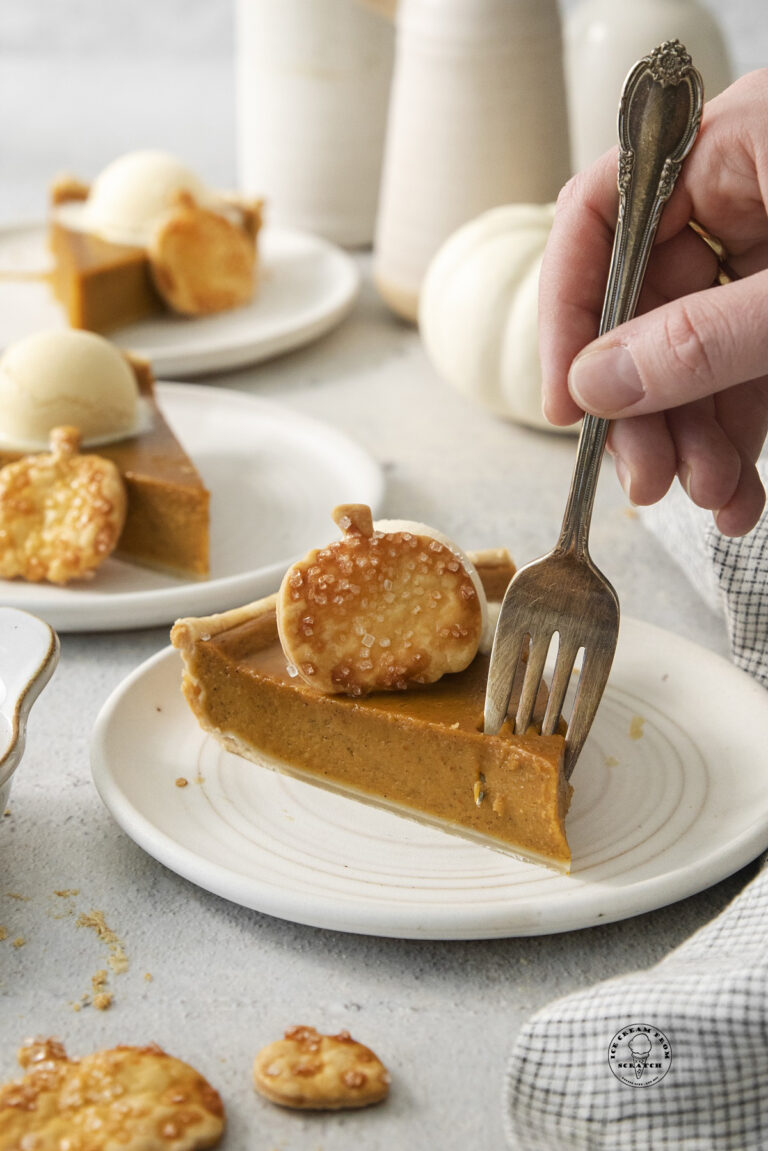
[{"left": 171, "top": 550, "right": 573, "bottom": 871}]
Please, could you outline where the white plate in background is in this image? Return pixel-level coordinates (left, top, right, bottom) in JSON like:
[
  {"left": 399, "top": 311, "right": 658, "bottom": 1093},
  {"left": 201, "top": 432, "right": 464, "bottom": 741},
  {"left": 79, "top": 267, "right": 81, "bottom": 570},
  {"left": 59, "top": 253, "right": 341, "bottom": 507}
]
[
  {"left": 0, "top": 222, "right": 360, "bottom": 377},
  {"left": 0, "top": 384, "right": 384, "bottom": 632},
  {"left": 90, "top": 618, "right": 768, "bottom": 938}
]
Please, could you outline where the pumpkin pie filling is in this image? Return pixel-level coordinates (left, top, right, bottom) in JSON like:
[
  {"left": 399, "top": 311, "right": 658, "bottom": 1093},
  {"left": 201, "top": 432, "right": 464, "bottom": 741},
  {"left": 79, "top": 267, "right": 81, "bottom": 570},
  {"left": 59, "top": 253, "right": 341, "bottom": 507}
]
[
  {"left": 171, "top": 552, "right": 572, "bottom": 870},
  {"left": 49, "top": 177, "right": 164, "bottom": 333}
]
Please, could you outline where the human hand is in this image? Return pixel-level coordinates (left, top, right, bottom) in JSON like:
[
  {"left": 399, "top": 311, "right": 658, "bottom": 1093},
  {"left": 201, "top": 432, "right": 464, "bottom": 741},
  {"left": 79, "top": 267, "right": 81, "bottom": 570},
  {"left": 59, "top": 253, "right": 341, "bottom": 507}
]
[{"left": 539, "top": 69, "right": 768, "bottom": 536}]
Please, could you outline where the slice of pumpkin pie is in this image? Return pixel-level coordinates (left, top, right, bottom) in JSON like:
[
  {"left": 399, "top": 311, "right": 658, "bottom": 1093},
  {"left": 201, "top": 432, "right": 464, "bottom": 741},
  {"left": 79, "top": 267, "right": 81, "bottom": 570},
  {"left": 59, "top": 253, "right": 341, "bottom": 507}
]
[
  {"left": 49, "top": 150, "right": 263, "bottom": 333},
  {"left": 0, "top": 330, "right": 209, "bottom": 579},
  {"left": 171, "top": 507, "right": 571, "bottom": 869}
]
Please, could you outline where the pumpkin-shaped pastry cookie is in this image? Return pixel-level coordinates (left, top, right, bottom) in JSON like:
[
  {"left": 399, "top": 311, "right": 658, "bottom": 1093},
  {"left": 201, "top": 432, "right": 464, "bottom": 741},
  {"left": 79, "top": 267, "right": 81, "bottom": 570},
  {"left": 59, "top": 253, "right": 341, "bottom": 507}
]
[
  {"left": 149, "top": 191, "right": 257, "bottom": 315},
  {"left": 253, "top": 1026, "right": 390, "bottom": 1110},
  {"left": 277, "top": 504, "right": 488, "bottom": 695},
  {"left": 0, "top": 426, "right": 126, "bottom": 584},
  {"left": 0, "top": 1038, "right": 225, "bottom": 1150}
]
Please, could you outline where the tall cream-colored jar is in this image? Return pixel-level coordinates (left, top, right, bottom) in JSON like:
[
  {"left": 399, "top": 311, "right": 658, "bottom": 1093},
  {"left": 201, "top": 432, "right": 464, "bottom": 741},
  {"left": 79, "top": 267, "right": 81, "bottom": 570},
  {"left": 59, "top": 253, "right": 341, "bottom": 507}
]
[
  {"left": 565, "top": 0, "right": 732, "bottom": 172},
  {"left": 373, "top": 0, "right": 570, "bottom": 322},
  {"left": 235, "top": 0, "right": 394, "bottom": 247}
]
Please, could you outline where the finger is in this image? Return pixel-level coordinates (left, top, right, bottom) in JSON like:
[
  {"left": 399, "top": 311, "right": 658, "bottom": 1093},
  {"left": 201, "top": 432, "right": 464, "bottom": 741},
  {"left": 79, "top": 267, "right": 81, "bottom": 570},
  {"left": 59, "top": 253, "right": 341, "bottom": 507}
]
[
  {"left": 677, "top": 71, "right": 768, "bottom": 257},
  {"left": 636, "top": 226, "right": 720, "bottom": 313},
  {"left": 539, "top": 156, "right": 620, "bottom": 426},
  {"left": 606, "top": 413, "right": 677, "bottom": 505},
  {"left": 539, "top": 166, "right": 716, "bottom": 427},
  {"left": 567, "top": 270, "right": 768, "bottom": 418},
  {"left": 665, "top": 400, "right": 742, "bottom": 510},
  {"left": 714, "top": 378, "right": 768, "bottom": 464},
  {"left": 713, "top": 456, "right": 766, "bottom": 536},
  {"left": 540, "top": 70, "right": 768, "bottom": 429}
]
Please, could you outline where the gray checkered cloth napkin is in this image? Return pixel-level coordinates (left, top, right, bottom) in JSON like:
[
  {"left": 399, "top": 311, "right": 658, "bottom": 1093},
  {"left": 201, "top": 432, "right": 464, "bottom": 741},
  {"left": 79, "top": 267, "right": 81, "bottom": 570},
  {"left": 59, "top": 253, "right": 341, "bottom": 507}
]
[
  {"left": 504, "top": 463, "right": 768, "bottom": 1150},
  {"left": 637, "top": 459, "right": 768, "bottom": 688}
]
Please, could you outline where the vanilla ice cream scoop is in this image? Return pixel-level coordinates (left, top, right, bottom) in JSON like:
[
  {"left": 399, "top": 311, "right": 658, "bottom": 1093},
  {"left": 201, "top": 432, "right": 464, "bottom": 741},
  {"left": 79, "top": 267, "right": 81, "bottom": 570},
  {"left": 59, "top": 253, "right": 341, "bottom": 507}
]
[
  {"left": 0, "top": 330, "right": 141, "bottom": 451},
  {"left": 82, "top": 150, "right": 211, "bottom": 247}
]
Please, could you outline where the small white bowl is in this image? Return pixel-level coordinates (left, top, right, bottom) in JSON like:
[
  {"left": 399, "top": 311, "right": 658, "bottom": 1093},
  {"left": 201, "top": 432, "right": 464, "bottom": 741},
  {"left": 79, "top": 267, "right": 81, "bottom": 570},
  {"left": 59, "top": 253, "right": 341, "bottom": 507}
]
[{"left": 0, "top": 608, "right": 59, "bottom": 813}]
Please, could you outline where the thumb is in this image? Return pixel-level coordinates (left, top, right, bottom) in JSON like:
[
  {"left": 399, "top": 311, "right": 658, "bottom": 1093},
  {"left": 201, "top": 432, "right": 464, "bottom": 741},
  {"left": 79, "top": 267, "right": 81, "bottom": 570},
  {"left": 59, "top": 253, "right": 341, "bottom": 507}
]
[{"left": 568, "top": 271, "right": 768, "bottom": 417}]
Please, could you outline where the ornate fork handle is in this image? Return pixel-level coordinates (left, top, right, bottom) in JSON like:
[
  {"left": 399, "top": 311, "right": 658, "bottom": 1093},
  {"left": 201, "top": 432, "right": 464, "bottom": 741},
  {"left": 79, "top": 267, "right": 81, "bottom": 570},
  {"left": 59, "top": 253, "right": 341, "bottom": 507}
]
[{"left": 558, "top": 41, "right": 704, "bottom": 559}]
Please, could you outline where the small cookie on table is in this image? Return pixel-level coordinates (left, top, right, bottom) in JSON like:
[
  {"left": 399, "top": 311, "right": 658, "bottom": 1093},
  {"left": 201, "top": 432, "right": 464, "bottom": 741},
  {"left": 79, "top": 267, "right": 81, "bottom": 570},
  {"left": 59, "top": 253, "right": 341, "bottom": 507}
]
[
  {"left": 253, "top": 1025, "right": 390, "bottom": 1110},
  {"left": 0, "top": 1037, "right": 225, "bottom": 1150}
]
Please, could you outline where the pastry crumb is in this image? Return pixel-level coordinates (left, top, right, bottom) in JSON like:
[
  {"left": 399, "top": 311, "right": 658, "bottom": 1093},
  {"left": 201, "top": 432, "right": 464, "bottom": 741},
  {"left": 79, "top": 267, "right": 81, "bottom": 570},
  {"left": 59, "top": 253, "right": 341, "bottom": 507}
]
[
  {"left": 54, "top": 889, "right": 80, "bottom": 897},
  {"left": 144, "top": 972, "right": 153, "bottom": 982},
  {"left": 175, "top": 777, "right": 189, "bottom": 787},
  {"left": 77, "top": 910, "right": 127, "bottom": 964},
  {"left": 76, "top": 909, "right": 129, "bottom": 1005},
  {"left": 628, "top": 716, "right": 645, "bottom": 741},
  {"left": 109, "top": 951, "right": 129, "bottom": 974},
  {"left": 12, "top": 936, "right": 25, "bottom": 948},
  {"left": 0, "top": 926, "right": 7, "bottom": 942},
  {"left": 604, "top": 755, "right": 620, "bottom": 767}
]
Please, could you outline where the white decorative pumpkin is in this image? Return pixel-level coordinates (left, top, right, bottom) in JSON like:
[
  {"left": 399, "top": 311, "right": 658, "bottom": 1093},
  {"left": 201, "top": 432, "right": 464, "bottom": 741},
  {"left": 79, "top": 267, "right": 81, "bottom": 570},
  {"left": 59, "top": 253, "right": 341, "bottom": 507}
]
[{"left": 419, "top": 202, "right": 570, "bottom": 433}]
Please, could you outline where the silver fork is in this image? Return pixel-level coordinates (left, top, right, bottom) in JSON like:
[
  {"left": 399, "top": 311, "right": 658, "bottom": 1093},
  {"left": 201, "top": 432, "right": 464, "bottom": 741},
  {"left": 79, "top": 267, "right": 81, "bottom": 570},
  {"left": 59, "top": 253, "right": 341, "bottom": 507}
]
[{"left": 484, "top": 41, "right": 704, "bottom": 778}]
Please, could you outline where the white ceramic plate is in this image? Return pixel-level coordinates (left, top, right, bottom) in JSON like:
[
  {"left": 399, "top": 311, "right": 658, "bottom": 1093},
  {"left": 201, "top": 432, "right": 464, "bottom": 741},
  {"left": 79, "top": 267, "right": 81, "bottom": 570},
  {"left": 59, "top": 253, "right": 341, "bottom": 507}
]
[
  {"left": 0, "top": 607, "right": 59, "bottom": 811},
  {"left": 90, "top": 618, "right": 768, "bottom": 938},
  {"left": 0, "top": 383, "right": 383, "bottom": 632},
  {"left": 0, "top": 221, "right": 359, "bottom": 377}
]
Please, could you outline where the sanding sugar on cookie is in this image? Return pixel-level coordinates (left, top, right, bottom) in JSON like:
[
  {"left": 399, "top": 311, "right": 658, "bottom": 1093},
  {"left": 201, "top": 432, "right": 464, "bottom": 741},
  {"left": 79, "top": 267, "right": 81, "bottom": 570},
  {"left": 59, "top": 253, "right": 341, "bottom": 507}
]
[
  {"left": 277, "top": 504, "right": 488, "bottom": 696},
  {"left": 0, "top": 426, "right": 126, "bottom": 585}
]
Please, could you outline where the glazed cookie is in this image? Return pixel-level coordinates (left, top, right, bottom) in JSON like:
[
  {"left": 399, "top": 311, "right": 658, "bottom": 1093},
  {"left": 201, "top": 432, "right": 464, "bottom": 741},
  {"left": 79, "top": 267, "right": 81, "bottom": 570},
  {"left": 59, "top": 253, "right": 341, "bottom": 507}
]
[
  {"left": 149, "top": 191, "right": 256, "bottom": 315},
  {"left": 0, "top": 1038, "right": 225, "bottom": 1150},
  {"left": 0, "top": 426, "right": 126, "bottom": 584},
  {"left": 277, "top": 504, "right": 488, "bottom": 695},
  {"left": 253, "top": 1026, "right": 390, "bottom": 1110}
]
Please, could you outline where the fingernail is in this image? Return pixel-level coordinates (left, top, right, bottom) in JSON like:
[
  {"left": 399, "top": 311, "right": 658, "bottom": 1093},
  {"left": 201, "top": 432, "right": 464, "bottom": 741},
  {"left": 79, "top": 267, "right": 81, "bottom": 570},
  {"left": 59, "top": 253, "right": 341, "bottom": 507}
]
[
  {"left": 613, "top": 454, "right": 633, "bottom": 501},
  {"left": 679, "top": 462, "right": 693, "bottom": 500},
  {"left": 569, "top": 343, "right": 645, "bottom": 413}
]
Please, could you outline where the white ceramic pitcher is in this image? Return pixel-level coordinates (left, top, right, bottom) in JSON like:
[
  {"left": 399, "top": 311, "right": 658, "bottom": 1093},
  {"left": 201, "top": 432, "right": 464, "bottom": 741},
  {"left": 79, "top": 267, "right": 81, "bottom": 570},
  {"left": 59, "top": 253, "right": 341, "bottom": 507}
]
[
  {"left": 565, "top": 0, "right": 732, "bottom": 172},
  {"left": 235, "top": 0, "right": 395, "bottom": 247},
  {"left": 373, "top": 0, "right": 571, "bottom": 322}
]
